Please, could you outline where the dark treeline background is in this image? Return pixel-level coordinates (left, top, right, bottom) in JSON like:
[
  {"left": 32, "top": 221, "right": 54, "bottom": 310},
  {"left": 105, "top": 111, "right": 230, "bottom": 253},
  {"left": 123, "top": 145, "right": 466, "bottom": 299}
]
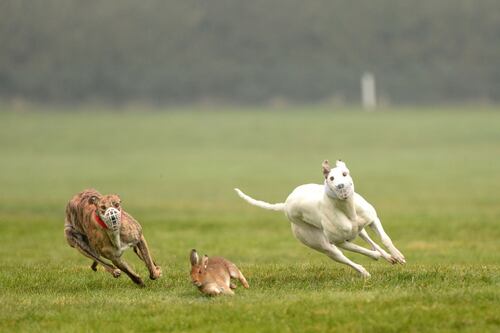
[{"left": 1, "top": 0, "right": 499, "bottom": 105}]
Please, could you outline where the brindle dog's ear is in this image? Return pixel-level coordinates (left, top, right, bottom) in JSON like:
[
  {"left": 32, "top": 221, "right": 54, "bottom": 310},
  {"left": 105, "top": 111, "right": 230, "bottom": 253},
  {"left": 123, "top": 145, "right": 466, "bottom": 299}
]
[
  {"left": 322, "top": 160, "right": 331, "bottom": 178},
  {"left": 89, "top": 195, "right": 99, "bottom": 205},
  {"left": 112, "top": 194, "right": 122, "bottom": 206}
]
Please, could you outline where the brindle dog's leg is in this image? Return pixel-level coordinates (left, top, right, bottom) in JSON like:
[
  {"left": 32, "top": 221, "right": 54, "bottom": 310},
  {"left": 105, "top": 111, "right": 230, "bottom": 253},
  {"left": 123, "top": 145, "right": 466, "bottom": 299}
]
[
  {"left": 133, "top": 245, "right": 159, "bottom": 270},
  {"left": 133, "top": 246, "right": 144, "bottom": 261},
  {"left": 135, "top": 235, "right": 162, "bottom": 280},
  {"left": 65, "top": 226, "right": 121, "bottom": 278},
  {"left": 110, "top": 257, "right": 145, "bottom": 286}
]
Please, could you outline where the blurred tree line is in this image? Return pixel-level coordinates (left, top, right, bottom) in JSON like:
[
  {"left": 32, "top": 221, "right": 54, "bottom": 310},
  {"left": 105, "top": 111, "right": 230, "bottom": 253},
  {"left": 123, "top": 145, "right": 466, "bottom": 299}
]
[{"left": 1, "top": 0, "right": 499, "bottom": 105}]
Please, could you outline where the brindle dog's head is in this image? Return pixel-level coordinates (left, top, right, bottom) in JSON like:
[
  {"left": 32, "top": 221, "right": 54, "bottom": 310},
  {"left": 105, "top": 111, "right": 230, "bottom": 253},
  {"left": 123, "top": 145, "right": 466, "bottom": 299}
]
[
  {"left": 90, "top": 194, "right": 122, "bottom": 216},
  {"left": 90, "top": 194, "right": 122, "bottom": 231}
]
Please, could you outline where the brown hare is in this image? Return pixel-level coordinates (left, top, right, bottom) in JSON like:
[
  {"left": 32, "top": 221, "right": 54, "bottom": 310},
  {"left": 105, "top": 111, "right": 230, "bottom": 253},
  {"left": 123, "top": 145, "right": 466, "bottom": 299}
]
[{"left": 189, "top": 249, "right": 249, "bottom": 296}]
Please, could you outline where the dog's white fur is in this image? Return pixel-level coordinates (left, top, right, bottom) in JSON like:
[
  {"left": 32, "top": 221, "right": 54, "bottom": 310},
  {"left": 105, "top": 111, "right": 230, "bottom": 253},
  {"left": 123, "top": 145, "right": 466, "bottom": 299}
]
[{"left": 235, "top": 159, "right": 405, "bottom": 278}]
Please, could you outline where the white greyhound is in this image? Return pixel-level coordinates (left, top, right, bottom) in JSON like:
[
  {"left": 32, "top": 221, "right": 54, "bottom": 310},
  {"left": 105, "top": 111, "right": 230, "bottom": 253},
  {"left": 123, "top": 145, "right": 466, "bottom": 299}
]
[{"left": 235, "top": 159, "right": 405, "bottom": 278}]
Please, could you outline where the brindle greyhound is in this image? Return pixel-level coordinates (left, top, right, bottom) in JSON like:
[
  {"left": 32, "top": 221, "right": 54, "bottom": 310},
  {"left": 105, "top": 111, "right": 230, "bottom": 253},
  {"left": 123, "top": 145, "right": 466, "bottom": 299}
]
[{"left": 64, "top": 189, "right": 161, "bottom": 286}]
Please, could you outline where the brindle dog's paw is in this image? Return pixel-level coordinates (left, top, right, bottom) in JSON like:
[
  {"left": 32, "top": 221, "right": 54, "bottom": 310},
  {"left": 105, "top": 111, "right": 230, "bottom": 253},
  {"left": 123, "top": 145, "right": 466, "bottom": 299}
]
[
  {"left": 112, "top": 269, "right": 121, "bottom": 278},
  {"left": 132, "top": 276, "right": 145, "bottom": 287},
  {"left": 150, "top": 266, "right": 162, "bottom": 280}
]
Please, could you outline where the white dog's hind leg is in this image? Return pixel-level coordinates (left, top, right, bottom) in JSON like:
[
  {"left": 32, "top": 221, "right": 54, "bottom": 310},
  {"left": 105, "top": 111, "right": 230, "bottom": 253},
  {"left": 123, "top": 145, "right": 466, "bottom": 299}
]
[
  {"left": 337, "top": 241, "right": 381, "bottom": 261},
  {"left": 369, "top": 218, "right": 406, "bottom": 264},
  {"left": 291, "top": 223, "right": 371, "bottom": 278},
  {"left": 358, "top": 229, "right": 397, "bottom": 264}
]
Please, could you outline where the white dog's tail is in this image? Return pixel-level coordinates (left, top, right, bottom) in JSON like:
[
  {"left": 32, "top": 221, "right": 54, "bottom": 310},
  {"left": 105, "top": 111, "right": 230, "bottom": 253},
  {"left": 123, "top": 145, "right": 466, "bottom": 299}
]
[{"left": 234, "top": 188, "right": 285, "bottom": 211}]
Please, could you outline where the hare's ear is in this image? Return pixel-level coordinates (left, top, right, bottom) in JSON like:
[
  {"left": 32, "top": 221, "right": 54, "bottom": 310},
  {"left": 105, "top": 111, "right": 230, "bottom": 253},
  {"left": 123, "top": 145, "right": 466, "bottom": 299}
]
[
  {"left": 89, "top": 195, "right": 99, "bottom": 205},
  {"left": 322, "top": 160, "right": 331, "bottom": 178},
  {"left": 190, "top": 249, "right": 200, "bottom": 266},
  {"left": 202, "top": 255, "right": 209, "bottom": 269}
]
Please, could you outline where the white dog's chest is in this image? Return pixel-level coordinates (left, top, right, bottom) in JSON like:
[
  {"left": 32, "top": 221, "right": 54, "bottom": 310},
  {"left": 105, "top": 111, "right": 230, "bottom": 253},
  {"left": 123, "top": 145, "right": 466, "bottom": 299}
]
[
  {"left": 322, "top": 213, "right": 364, "bottom": 243},
  {"left": 284, "top": 184, "right": 375, "bottom": 243}
]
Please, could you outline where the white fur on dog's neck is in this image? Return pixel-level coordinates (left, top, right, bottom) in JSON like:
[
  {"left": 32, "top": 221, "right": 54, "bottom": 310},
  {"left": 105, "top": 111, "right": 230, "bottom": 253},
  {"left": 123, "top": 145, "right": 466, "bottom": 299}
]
[{"left": 324, "top": 181, "right": 357, "bottom": 219}]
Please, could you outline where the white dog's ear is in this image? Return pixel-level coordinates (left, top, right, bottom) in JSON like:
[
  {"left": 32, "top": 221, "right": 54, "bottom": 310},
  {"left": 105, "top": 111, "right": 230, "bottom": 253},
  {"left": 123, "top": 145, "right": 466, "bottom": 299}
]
[
  {"left": 322, "top": 160, "right": 331, "bottom": 178},
  {"left": 190, "top": 249, "right": 199, "bottom": 266},
  {"left": 336, "top": 159, "right": 347, "bottom": 168}
]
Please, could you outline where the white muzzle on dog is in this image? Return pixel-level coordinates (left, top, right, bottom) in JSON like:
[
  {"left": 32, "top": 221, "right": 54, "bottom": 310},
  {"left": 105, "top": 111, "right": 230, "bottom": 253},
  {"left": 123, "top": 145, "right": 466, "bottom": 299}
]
[{"left": 100, "top": 207, "right": 121, "bottom": 232}]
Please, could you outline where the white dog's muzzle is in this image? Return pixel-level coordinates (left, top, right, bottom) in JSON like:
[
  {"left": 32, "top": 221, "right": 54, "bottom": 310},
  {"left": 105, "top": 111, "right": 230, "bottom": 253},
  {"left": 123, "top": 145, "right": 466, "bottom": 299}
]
[{"left": 325, "top": 183, "right": 354, "bottom": 200}]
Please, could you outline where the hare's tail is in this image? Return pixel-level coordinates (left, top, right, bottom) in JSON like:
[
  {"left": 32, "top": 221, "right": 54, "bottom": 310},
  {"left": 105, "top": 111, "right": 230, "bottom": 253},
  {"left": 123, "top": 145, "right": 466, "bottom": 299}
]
[{"left": 234, "top": 188, "right": 285, "bottom": 212}]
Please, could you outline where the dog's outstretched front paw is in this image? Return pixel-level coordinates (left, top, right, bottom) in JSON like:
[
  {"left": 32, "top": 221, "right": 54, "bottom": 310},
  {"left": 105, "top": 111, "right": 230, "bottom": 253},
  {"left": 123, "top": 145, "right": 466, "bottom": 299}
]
[
  {"left": 395, "top": 255, "right": 406, "bottom": 264},
  {"left": 91, "top": 262, "right": 98, "bottom": 271},
  {"left": 357, "top": 266, "right": 371, "bottom": 279},
  {"left": 391, "top": 250, "right": 406, "bottom": 264},
  {"left": 149, "top": 266, "right": 162, "bottom": 280},
  {"left": 376, "top": 249, "right": 397, "bottom": 264}
]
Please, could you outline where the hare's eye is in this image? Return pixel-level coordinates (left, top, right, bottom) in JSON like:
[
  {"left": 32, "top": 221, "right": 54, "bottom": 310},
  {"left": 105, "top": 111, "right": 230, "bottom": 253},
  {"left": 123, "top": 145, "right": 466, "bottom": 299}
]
[
  {"left": 329, "top": 176, "right": 334, "bottom": 181},
  {"left": 198, "top": 269, "right": 202, "bottom": 274},
  {"left": 342, "top": 172, "right": 347, "bottom": 177}
]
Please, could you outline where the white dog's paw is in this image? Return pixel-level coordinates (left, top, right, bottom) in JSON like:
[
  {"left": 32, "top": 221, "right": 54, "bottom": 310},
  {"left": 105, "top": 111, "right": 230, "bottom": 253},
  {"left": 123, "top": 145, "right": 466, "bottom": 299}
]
[
  {"left": 357, "top": 266, "right": 371, "bottom": 279},
  {"left": 395, "top": 255, "right": 406, "bottom": 264},
  {"left": 383, "top": 254, "right": 398, "bottom": 265},
  {"left": 377, "top": 249, "right": 395, "bottom": 264},
  {"left": 391, "top": 253, "right": 406, "bottom": 264}
]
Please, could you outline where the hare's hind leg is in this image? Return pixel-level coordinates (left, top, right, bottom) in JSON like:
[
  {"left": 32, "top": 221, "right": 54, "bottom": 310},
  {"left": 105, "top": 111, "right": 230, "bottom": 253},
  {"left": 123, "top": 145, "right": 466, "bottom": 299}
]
[
  {"left": 64, "top": 225, "right": 121, "bottom": 278},
  {"left": 226, "top": 262, "right": 249, "bottom": 288}
]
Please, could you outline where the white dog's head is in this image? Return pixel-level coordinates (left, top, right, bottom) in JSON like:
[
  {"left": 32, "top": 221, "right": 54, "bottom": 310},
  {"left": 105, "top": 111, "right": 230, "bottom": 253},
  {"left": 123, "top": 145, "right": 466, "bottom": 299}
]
[{"left": 322, "top": 159, "right": 354, "bottom": 200}]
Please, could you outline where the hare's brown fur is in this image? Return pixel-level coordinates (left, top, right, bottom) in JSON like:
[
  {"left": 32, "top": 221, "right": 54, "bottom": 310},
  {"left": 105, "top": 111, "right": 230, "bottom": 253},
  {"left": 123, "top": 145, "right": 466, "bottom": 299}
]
[
  {"left": 190, "top": 250, "right": 249, "bottom": 296},
  {"left": 64, "top": 189, "right": 161, "bottom": 286}
]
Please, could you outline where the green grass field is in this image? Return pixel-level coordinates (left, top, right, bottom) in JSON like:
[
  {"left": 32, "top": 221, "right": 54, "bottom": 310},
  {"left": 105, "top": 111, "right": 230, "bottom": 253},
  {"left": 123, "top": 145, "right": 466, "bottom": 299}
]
[{"left": 0, "top": 106, "right": 499, "bottom": 332}]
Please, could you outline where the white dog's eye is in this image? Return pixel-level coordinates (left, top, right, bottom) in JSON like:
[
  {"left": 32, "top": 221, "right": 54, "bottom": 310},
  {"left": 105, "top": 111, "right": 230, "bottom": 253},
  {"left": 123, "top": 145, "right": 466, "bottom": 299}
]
[
  {"left": 329, "top": 176, "right": 334, "bottom": 181},
  {"left": 342, "top": 172, "right": 348, "bottom": 176}
]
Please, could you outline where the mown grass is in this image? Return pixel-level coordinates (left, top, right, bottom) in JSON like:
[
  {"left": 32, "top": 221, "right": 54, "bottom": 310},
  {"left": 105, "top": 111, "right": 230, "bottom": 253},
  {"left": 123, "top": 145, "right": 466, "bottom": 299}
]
[{"left": 0, "top": 106, "right": 499, "bottom": 332}]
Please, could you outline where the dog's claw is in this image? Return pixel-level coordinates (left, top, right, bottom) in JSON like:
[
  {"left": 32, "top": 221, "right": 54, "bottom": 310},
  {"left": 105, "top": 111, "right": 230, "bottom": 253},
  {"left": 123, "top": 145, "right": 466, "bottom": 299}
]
[{"left": 391, "top": 255, "right": 406, "bottom": 265}]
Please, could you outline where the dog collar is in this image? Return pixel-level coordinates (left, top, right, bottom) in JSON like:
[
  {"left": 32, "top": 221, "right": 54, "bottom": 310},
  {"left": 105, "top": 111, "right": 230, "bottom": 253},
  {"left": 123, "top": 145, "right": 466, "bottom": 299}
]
[{"left": 94, "top": 212, "right": 108, "bottom": 229}]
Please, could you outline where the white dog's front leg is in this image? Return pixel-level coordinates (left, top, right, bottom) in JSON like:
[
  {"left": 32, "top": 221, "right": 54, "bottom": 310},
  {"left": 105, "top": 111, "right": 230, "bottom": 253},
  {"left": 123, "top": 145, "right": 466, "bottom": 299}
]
[
  {"left": 369, "top": 218, "right": 406, "bottom": 264},
  {"left": 359, "top": 229, "right": 397, "bottom": 264},
  {"left": 291, "top": 223, "right": 371, "bottom": 278},
  {"left": 323, "top": 244, "right": 371, "bottom": 278},
  {"left": 337, "top": 240, "right": 381, "bottom": 261}
]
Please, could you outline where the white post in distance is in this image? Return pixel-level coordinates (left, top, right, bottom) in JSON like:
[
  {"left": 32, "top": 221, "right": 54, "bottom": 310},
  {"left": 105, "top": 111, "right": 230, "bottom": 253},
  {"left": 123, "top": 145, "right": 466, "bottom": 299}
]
[{"left": 361, "top": 72, "right": 376, "bottom": 111}]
